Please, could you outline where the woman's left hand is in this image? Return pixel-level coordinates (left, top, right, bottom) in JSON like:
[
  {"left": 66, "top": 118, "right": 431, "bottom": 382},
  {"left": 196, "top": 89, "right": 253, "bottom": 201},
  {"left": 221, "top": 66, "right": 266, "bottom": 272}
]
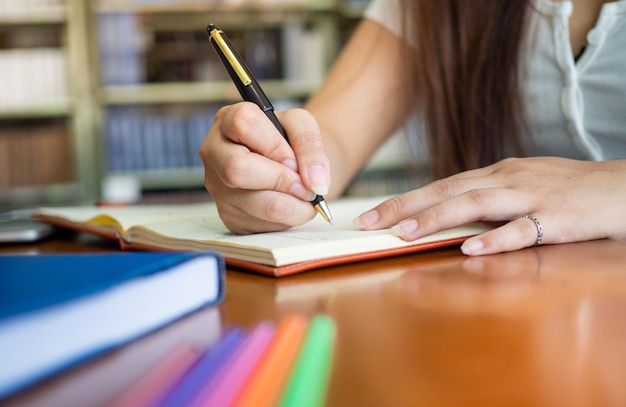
[{"left": 354, "top": 157, "right": 626, "bottom": 255}]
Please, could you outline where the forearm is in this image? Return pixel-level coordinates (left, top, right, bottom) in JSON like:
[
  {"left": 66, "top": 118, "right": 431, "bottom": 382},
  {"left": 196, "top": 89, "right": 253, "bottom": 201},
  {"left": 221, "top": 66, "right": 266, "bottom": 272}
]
[{"left": 303, "top": 18, "right": 417, "bottom": 199}]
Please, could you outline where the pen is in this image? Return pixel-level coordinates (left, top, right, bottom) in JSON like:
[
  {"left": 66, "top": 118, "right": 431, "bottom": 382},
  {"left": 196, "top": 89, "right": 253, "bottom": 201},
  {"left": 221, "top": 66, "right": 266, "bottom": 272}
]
[{"left": 206, "top": 24, "right": 334, "bottom": 225}]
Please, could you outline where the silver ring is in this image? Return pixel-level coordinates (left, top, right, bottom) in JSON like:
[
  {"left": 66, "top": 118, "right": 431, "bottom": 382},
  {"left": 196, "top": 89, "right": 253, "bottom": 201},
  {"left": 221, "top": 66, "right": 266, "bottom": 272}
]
[{"left": 523, "top": 215, "right": 543, "bottom": 246}]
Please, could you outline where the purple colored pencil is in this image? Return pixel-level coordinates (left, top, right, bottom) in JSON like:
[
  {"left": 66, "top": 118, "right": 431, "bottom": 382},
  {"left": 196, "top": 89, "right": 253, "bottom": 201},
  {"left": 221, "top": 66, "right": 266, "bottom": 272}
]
[
  {"left": 190, "top": 321, "right": 276, "bottom": 407},
  {"left": 152, "top": 328, "right": 246, "bottom": 407}
]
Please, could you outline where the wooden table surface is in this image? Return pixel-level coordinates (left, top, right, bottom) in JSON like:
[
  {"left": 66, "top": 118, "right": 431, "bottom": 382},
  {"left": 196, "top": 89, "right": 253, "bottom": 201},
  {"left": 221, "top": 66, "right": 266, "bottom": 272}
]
[{"left": 2, "top": 230, "right": 626, "bottom": 407}]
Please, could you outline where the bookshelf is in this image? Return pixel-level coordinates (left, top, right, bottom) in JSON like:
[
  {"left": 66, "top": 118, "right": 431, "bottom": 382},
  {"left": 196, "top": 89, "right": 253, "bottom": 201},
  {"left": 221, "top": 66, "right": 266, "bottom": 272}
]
[
  {"left": 0, "top": 0, "right": 100, "bottom": 206},
  {"left": 2, "top": 0, "right": 379, "bottom": 206},
  {"left": 91, "top": 0, "right": 357, "bottom": 197}
]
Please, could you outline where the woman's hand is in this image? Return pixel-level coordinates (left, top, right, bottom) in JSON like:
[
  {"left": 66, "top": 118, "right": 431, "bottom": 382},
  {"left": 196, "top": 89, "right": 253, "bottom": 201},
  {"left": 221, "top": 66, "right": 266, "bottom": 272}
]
[
  {"left": 355, "top": 157, "right": 626, "bottom": 255},
  {"left": 199, "top": 102, "right": 331, "bottom": 234}
]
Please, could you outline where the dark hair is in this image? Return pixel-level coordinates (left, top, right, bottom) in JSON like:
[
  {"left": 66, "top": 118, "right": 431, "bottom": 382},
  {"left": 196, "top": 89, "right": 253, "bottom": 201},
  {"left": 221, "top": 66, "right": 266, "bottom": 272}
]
[{"left": 404, "top": 1, "right": 531, "bottom": 179}]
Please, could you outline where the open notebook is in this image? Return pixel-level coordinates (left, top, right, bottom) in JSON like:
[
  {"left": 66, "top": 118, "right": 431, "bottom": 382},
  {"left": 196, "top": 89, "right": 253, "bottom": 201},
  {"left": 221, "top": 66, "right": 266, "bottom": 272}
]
[{"left": 34, "top": 196, "right": 492, "bottom": 277}]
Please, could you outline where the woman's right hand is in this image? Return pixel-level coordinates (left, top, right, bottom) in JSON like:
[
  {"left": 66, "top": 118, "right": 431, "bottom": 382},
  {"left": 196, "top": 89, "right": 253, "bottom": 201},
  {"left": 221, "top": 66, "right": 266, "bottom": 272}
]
[{"left": 199, "top": 102, "right": 331, "bottom": 234}]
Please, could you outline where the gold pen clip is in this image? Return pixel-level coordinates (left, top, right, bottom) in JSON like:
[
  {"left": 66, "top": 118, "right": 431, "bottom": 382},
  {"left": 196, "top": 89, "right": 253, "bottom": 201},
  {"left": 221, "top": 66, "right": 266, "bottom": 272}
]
[{"left": 209, "top": 29, "right": 252, "bottom": 86}]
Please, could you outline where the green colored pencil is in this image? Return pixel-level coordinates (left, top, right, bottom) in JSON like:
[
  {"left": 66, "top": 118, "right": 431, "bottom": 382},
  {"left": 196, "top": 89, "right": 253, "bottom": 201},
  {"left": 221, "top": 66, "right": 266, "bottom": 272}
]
[{"left": 278, "top": 314, "right": 337, "bottom": 407}]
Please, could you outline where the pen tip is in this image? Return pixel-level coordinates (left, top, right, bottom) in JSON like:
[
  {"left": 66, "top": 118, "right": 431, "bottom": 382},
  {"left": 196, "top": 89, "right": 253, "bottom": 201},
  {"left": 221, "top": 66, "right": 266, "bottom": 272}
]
[{"left": 315, "top": 200, "right": 334, "bottom": 226}]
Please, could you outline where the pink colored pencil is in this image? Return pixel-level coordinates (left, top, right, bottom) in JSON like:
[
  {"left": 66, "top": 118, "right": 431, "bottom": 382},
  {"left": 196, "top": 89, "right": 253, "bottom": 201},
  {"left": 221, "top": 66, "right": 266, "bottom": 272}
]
[
  {"left": 190, "top": 321, "right": 276, "bottom": 407},
  {"left": 107, "top": 342, "right": 200, "bottom": 407},
  {"left": 234, "top": 314, "right": 308, "bottom": 407}
]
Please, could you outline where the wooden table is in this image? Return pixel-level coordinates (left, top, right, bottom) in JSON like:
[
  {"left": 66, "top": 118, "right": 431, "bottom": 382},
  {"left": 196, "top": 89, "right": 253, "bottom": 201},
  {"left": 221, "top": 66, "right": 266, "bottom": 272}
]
[{"left": 2, "top": 230, "right": 626, "bottom": 407}]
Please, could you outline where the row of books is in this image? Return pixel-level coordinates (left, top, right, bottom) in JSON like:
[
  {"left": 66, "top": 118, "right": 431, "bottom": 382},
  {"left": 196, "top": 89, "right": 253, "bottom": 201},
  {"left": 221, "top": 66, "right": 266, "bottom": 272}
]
[
  {"left": 0, "top": 25, "right": 61, "bottom": 48},
  {"left": 0, "top": 48, "right": 68, "bottom": 111},
  {"left": 0, "top": 123, "right": 73, "bottom": 189},
  {"left": 0, "top": 0, "right": 65, "bottom": 19},
  {"left": 96, "top": 0, "right": 332, "bottom": 7},
  {"left": 103, "top": 99, "right": 300, "bottom": 174},
  {"left": 96, "top": 13, "right": 324, "bottom": 86},
  {"left": 104, "top": 107, "right": 216, "bottom": 172},
  {"left": 97, "top": 12, "right": 144, "bottom": 85}
]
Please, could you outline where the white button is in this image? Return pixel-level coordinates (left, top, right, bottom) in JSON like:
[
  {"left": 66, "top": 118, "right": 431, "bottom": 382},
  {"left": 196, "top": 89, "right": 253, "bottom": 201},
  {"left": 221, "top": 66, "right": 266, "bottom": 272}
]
[{"left": 587, "top": 28, "right": 602, "bottom": 44}]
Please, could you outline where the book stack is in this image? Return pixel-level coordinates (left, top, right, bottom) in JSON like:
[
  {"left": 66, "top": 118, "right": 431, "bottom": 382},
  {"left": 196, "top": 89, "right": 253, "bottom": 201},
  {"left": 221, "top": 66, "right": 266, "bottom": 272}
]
[{"left": 108, "top": 314, "right": 337, "bottom": 407}]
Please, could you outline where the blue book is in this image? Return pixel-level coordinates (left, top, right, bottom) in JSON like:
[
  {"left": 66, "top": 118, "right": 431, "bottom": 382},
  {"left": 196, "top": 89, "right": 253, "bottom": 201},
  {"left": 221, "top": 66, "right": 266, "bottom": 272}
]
[{"left": 0, "top": 251, "right": 225, "bottom": 399}]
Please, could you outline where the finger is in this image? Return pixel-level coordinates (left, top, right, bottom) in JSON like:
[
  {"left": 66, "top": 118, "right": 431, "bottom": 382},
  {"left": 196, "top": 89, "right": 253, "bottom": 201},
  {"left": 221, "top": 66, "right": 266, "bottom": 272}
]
[
  {"left": 460, "top": 215, "right": 547, "bottom": 256},
  {"left": 217, "top": 190, "right": 317, "bottom": 233},
  {"left": 355, "top": 174, "right": 496, "bottom": 230},
  {"left": 205, "top": 143, "right": 316, "bottom": 202},
  {"left": 278, "top": 109, "right": 331, "bottom": 196},
  {"left": 388, "top": 187, "right": 532, "bottom": 242},
  {"left": 216, "top": 103, "right": 297, "bottom": 168}
]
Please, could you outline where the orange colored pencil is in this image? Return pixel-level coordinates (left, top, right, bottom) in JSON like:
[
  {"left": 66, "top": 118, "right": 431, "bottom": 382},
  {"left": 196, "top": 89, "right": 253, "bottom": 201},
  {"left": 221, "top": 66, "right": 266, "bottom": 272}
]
[{"left": 234, "top": 314, "right": 308, "bottom": 407}]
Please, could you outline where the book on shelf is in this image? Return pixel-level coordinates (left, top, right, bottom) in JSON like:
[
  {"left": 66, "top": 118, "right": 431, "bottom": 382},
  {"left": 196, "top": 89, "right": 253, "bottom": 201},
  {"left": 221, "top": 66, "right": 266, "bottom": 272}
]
[
  {"left": 96, "top": 12, "right": 143, "bottom": 85},
  {"left": 0, "top": 0, "right": 65, "bottom": 20},
  {"left": 0, "top": 123, "right": 73, "bottom": 190},
  {"left": 0, "top": 251, "right": 225, "bottom": 399},
  {"left": 0, "top": 48, "right": 68, "bottom": 111},
  {"left": 33, "top": 196, "right": 493, "bottom": 277},
  {"left": 104, "top": 106, "right": 216, "bottom": 173}
]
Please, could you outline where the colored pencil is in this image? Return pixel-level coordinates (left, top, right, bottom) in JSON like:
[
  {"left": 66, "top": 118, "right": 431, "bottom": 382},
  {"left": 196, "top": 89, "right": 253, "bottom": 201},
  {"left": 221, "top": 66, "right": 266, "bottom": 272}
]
[
  {"left": 153, "top": 328, "right": 246, "bottom": 407},
  {"left": 234, "top": 314, "right": 308, "bottom": 407},
  {"left": 191, "top": 321, "right": 276, "bottom": 407},
  {"left": 107, "top": 342, "right": 200, "bottom": 407},
  {"left": 278, "top": 314, "right": 337, "bottom": 407}
]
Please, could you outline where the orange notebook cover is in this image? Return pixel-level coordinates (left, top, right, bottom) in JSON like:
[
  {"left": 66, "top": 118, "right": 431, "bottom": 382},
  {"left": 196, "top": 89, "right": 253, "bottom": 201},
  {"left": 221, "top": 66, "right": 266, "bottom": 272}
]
[{"left": 34, "top": 196, "right": 492, "bottom": 277}]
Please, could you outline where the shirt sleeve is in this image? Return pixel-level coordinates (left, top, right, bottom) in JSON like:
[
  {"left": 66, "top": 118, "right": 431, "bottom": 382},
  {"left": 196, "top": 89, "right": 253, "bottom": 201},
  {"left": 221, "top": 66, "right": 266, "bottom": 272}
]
[{"left": 364, "top": 0, "right": 409, "bottom": 42}]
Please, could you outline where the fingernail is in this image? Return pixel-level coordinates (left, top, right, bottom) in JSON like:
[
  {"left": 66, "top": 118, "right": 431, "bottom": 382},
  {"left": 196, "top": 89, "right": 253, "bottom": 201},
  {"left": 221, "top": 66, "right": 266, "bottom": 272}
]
[
  {"left": 290, "top": 182, "right": 316, "bottom": 201},
  {"left": 282, "top": 159, "right": 298, "bottom": 172},
  {"left": 391, "top": 219, "right": 419, "bottom": 237},
  {"left": 354, "top": 210, "right": 379, "bottom": 229},
  {"left": 461, "top": 238, "right": 484, "bottom": 255},
  {"left": 307, "top": 165, "right": 329, "bottom": 196}
]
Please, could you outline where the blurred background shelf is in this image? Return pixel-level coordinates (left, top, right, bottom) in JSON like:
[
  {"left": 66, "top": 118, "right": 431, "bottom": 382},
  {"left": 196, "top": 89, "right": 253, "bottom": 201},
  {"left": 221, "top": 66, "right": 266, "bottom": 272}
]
[
  {"left": 0, "top": 0, "right": 95, "bottom": 206},
  {"left": 109, "top": 168, "right": 205, "bottom": 190},
  {"left": 1, "top": 0, "right": 415, "bottom": 208},
  {"left": 90, "top": 0, "right": 363, "bottom": 201},
  {"left": 101, "top": 80, "right": 318, "bottom": 105},
  {"left": 0, "top": 104, "right": 71, "bottom": 119}
]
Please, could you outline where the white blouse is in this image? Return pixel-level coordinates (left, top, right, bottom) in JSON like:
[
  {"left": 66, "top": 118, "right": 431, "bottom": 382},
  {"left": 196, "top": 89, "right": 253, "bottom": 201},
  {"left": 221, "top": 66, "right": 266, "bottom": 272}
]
[{"left": 365, "top": 0, "right": 626, "bottom": 161}]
